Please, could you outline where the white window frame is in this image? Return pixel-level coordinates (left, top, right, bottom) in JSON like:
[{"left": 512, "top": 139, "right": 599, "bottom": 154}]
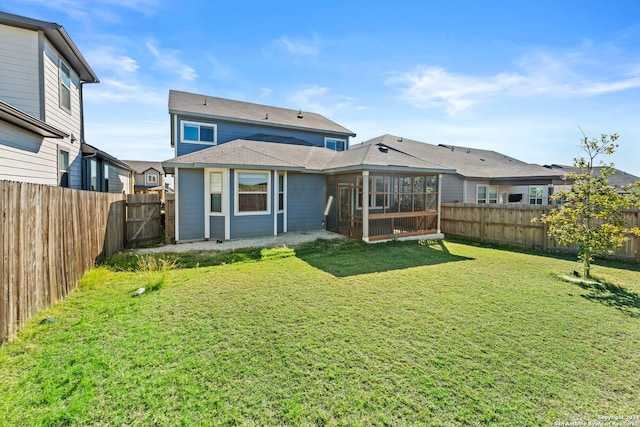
[
  {"left": 476, "top": 185, "right": 487, "bottom": 203},
  {"left": 488, "top": 186, "right": 498, "bottom": 204},
  {"left": 59, "top": 60, "right": 71, "bottom": 112},
  {"left": 277, "top": 173, "right": 285, "bottom": 213},
  {"left": 234, "top": 170, "right": 271, "bottom": 216},
  {"left": 324, "top": 137, "right": 347, "bottom": 151},
  {"left": 204, "top": 169, "right": 230, "bottom": 239},
  {"left": 529, "top": 186, "right": 544, "bottom": 205},
  {"left": 146, "top": 173, "right": 158, "bottom": 185},
  {"left": 180, "top": 120, "right": 217, "bottom": 145}
]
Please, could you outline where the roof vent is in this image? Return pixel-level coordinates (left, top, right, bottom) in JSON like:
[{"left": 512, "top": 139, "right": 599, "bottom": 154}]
[
  {"left": 378, "top": 145, "right": 389, "bottom": 153},
  {"left": 264, "top": 113, "right": 268, "bottom": 120},
  {"left": 480, "top": 158, "right": 485, "bottom": 161},
  {"left": 297, "top": 109, "right": 303, "bottom": 119},
  {"left": 203, "top": 98, "right": 207, "bottom": 106},
  {"left": 398, "top": 136, "right": 403, "bottom": 142}
]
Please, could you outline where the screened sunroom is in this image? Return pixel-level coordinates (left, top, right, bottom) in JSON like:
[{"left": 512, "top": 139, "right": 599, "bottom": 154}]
[{"left": 326, "top": 171, "right": 443, "bottom": 242}]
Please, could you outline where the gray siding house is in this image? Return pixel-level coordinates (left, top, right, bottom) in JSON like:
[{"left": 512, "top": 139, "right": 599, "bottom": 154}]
[
  {"left": 358, "top": 135, "right": 566, "bottom": 205},
  {"left": 164, "top": 91, "right": 454, "bottom": 242},
  {"left": 122, "top": 160, "right": 170, "bottom": 199},
  {"left": 0, "top": 12, "right": 99, "bottom": 188}
]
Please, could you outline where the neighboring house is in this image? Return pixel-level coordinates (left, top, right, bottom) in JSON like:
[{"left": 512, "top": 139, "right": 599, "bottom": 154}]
[
  {"left": 164, "top": 91, "right": 454, "bottom": 243},
  {"left": 122, "top": 160, "right": 170, "bottom": 199},
  {"left": 358, "top": 135, "right": 565, "bottom": 205},
  {"left": 82, "top": 142, "right": 134, "bottom": 194},
  {"left": 544, "top": 164, "right": 640, "bottom": 189},
  {"left": 0, "top": 12, "right": 127, "bottom": 194},
  {"left": 0, "top": 11, "right": 99, "bottom": 188}
]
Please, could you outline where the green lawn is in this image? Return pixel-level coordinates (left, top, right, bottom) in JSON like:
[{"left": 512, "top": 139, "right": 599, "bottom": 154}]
[{"left": 1, "top": 239, "right": 640, "bottom": 426}]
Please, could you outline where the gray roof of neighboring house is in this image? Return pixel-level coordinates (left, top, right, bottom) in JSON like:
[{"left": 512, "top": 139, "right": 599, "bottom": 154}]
[
  {"left": 168, "top": 90, "right": 356, "bottom": 137},
  {"left": 359, "top": 134, "right": 561, "bottom": 180},
  {"left": 545, "top": 164, "right": 640, "bottom": 186},
  {"left": 0, "top": 12, "right": 99, "bottom": 83},
  {"left": 122, "top": 160, "right": 165, "bottom": 175},
  {"left": 81, "top": 143, "right": 133, "bottom": 172},
  {"left": 0, "top": 99, "right": 68, "bottom": 138},
  {"left": 162, "top": 138, "right": 456, "bottom": 175}
]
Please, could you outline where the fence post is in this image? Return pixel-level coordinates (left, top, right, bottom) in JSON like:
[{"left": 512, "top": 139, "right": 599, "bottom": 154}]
[{"left": 122, "top": 191, "right": 127, "bottom": 249}]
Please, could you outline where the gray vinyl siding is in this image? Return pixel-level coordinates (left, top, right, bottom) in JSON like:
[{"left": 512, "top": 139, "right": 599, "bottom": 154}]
[
  {"left": 287, "top": 173, "right": 326, "bottom": 232},
  {"left": 441, "top": 174, "right": 464, "bottom": 203},
  {"left": 0, "top": 121, "right": 58, "bottom": 184},
  {"left": 175, "top": 116, "right": 346, "bottom": 156},
  {"left": 177, "top": 168, "right": 205, "bottom": 240},
  {"left": 231, "top": 215, "right": 273, "bottom": 238},
  {"left": 43, "top": 38, "right": 81, "bottom": 189},
  {"left": 107, "top": 166, "right": 131, "bottom": 194},
  {"left": 0, "top": 24, "right": 40, "bottom": 118},
  {"left": 209, "top": 216, "right": 225, "bottom": 240}
]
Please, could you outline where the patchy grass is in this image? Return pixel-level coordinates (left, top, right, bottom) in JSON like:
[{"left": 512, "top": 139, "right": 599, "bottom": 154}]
[{"left": 1, "top": 239, "right": 640, "bottom": 426}]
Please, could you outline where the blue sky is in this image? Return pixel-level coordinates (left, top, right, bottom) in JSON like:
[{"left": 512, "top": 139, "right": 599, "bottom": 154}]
[{"left": 4, "top": 0, "right": 640, "bottom": 175}]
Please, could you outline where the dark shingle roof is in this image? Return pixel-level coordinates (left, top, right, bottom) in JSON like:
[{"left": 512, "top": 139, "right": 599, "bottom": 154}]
[
  {"left": 162, "top": 139, "right": 456, "bottom": 175},
  {"left": 545, "top": 164, "right": 640, "bottom": 186},
  {"left": 122, "top": 160, "right": 165, "bottom": 175},
  {"left": 168, "top": 90, "right": 356, "bottom": 137},
  {"left": 359, "top": 134, "right": 561, "bottom": 179}
]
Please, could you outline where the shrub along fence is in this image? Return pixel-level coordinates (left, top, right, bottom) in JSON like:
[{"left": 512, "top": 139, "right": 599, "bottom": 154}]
[
  {"left": 0, "top": 181, "right": 162, "bottom": 344},
  {"left": 440, "top": 203, "right": 640, "bottom": 263}
]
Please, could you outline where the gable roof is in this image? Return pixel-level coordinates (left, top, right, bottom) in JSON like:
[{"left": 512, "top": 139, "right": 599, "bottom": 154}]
[
  {"left": 0, "top": 99, "right": 68, "bottom": 138},
  {"left": 168, "top": 90, "right": 356, "bottom": 137},
  {"left": 0, "top": 12, "right": 99, "bottom": 83},
  {"left": 122, "top": 160, "right": 165, "bottom": 175},
  {"left": 162, "top": 138, "right": 456, "bottom": 175},
  {"left": 545, "top": 164, "right": 640, "bottom": 186},
  {"left": 359, "top": 134, "right": 561, "bottom": 180}
]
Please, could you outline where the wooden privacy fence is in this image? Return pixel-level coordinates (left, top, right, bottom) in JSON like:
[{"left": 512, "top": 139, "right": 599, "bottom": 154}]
[
  {"left": 440, "top": 203, "right": 640, "bottom": 262},
  {"left": 1, "top": 180, "right": 125, "bottom": 345},
  {"left": 126, "top": 193, "right": 162, "bottom": 248}
]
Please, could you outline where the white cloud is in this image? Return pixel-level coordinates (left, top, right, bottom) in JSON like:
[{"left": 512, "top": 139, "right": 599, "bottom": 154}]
[
  {"left": 275, "top": 35, "right": 320, "bottom": 56},
  {"left": 146, "top": 39, "right": 197, "bottom": 81},
  {"left": 387, "top": 49, "right": 640, "bottom": 115},
  {"left": 10, "top": 0, "right": 159, "bottom": 23},
  {"left": 84, "top": 79, "right": 164, "bottom": 105},
  {"left": 84, "top": 46, "right": 139, "bottom": 76},
  {"left": 260, "top": 87, "right": 273, "bottom": 99}
]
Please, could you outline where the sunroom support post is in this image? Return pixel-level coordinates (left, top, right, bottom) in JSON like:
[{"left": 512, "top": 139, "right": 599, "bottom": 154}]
[
  {"left": 437, "top": 173, "right": 442, "bottom": 234},
  {"left": 362, "top": 170, "right": 369, "bottom": 242}
]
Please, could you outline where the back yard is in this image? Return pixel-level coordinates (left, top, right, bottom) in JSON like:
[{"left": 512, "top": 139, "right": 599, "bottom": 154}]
[{"left": 1, "top": 239, "right": 639, "bottom": 426}]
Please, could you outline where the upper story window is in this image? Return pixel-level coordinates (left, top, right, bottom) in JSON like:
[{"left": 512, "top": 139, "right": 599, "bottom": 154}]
[
  {"left": 59, "top": 61, "right": 71, "bottom": 112},
  {"left": 181, "top": 120, "right": 217, "bottom": 145},
  {"left": 146, "top": 173, "right": 158, "bottom": 185},
  {"left": 325, "top": 137, "right": 346, "bottom": 151}
]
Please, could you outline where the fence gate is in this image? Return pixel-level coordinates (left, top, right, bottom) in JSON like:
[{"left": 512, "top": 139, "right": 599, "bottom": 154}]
[{"left": 126, "top": 193, "right": 162, "bottom": 248}]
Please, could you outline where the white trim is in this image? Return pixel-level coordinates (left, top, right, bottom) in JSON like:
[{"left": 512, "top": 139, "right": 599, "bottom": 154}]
[
  {"left": 173, "top": 114, "right": 178, "bottom": 157},
  {"left": 362, "top": 170, "right": 369, "bottom": 241},
  {"left": 437, "top": 173, "right": 442, "bottom": 234},
  {"left": 180, "top": 120, "right": 217, "bottom": 145},
  {"left": 205, "top": 168, "right": 229, "bottom": 239},
  {"left": 283, "top": 171, "right": 288, "bottom": 233},
  {"left": 234, "top": 169, "right": 272, "bottom": 216},
  {"left": 463, "top": 179, "right": 468, "bottom": 203},
  {"left": 273, "top": 170, "right": 278, "bottom": 236},
  {"left": 324, "top": 137, "right": 347, "bottom": 151},
  {"left": 174, "top": 168, "right": 180, "bottom": 242}
]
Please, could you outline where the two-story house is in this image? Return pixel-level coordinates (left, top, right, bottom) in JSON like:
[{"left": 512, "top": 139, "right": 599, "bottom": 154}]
[
  {"left": 163, "top": 90, "right": 454, "bottom": 243},
  {"left": 122, "top": 160, "right": 170, "bottom": 200},
  {"left": 0, "top": 11, "right": 131, "bottom": 193}
]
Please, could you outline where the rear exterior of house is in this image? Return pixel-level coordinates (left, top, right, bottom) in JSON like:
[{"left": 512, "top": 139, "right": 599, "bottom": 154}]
[
  {"left": 166, "top": 90, "right": 357, "bottom": 242},
  {"left": 165, "top": 92, "right": 455, "bottom": 243},
  {"left": 0, "top": 12, "right": 99, "bottom": 188}
]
